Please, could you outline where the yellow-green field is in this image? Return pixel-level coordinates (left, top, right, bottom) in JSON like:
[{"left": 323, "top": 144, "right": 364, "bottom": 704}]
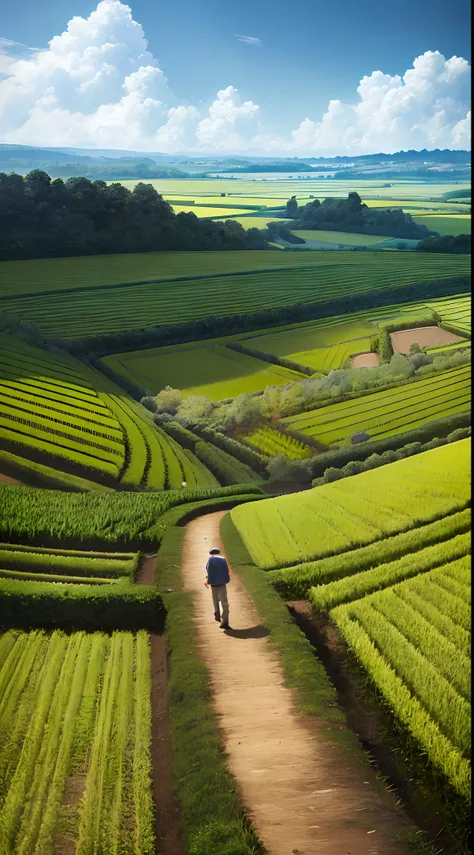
[
  {"left": 412, "top": 214, "right": 471, "bottom": 235},
  {"left": 291, "top": 230, "right": 390, "bottom": 245},
  {"left": 102, "top": 342, "right": 304, "bottom": 400},
  {"left": 171, "top": 205, "right": 256, "bottom": 217}
]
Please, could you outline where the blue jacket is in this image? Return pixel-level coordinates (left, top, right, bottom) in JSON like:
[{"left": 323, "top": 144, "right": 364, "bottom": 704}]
[{"left": 206, "top": 555, "right": 230, "bottom": 585}]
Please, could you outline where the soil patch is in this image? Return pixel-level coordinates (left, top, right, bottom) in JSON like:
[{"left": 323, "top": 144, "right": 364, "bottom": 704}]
[
  {"left": 287, "top": 600, "right": 465, "bottom": 855},
  {"left": 53, "top": 773, "right": 87, "bottom": 855},
  {"left": 150, "top": 632, "right": 183, "bottom": 855},
  {"left": 0, "top": 470, "right": 22, "bottom": 484},
  {"left": 390, "top": 325, "right": 465, "bottom": 354},
  {"left": 351, "top": 352, "right": 380, "bottom": 368},
  {"left": 181, "top": 512, "right": 410, "bottom": 855},
  {"left": 137, "top": 554, "right": 157, "bottom": 585}
]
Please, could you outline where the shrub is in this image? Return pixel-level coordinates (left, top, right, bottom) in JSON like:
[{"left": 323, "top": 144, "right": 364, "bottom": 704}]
[
  {"left": 341, "top": 461, "right": 365, "bottom": 477},
  {"left": 448, "top": 428, "right": 471, "bottom": 443},
  {"left": 398, "top": 442, "right": 423, "bottom": 458}
]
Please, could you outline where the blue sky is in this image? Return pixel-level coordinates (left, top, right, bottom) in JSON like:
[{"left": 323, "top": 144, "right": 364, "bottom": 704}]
[{"left": 0, "top": 0, "right": 471, "bottom": 154}]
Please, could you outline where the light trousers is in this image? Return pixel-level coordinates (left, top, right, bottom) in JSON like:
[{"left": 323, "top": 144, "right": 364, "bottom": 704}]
[{"left": 211, "top": 584, "right": 229, "bottom": 623}]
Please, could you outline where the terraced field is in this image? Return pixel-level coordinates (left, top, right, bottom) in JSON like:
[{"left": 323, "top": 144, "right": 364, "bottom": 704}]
[
  {"left": 426, "top": 294, "right": 471, "bottom": 336},
  {"left": 283, "top": 363, "right": 471, "bottom": 446},
  {"left": 230, "top": 440, "right": 471, "bottom": 569},
  {"left": 102, "top": 342, "right": 304, "bottom": 400},
  {"left": 0, "top": 333, "right": 215, "bottom": 489},
  {"left": 328, "top": 545, "right": 471, "bottom": 801},
  {"left": 0, "top": 629, "right": 155, "bottom": 853},
  {"left": 0, "top": 543, "right": 139, "bottom": 585},
  {"left": 0, "top": 252, "right": 469, "bottom": 339}
]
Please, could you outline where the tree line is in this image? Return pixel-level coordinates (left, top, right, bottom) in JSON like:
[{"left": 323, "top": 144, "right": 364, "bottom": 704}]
[
  {"left": 284, "top": 191, "right": 438, "bottom": 239},
  {"left": 0, "top": 170, "right": 268, "bottom": 260}
]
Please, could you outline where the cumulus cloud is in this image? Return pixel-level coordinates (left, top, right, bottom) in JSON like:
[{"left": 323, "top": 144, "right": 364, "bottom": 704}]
[
  {"left": 291, "top": 51, "right": 471, "bottom": 154},
  {"left": 0, "top": 3, "right": 470, "bottom": 154},
  {"left": 235, "top": 35, "right": 262, "bottom": 47},
  {"left": 196, "top": 86, "right": 260, "bottom": 150}
]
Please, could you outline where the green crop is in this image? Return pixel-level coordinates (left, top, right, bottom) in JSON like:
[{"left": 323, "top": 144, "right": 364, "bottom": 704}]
[
  {"left": 0, "top": 630, "right": 155, "bottom": 853},
  {"left": 231, "top": 440, "right": 471, "bottom": 570}
]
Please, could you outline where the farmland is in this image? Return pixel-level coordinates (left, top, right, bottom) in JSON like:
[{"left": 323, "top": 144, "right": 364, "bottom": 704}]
[
  {"left": 230, "top": 440, "right": 471, "bottom": 569},
  {"left": 1, "top": 252, "right": 469, "bottom": 340},
  {"left": 291, "top": 229, "right": 391, "bottom": 245},
  {"left": 412, "top": 214, "right": 471, "bottom": 235},
  {"left": 0, "top": 629, "right": 155, "bottom": 854},
  {"left": 282, "top": 363, "right": 471, "bottom": 446},
  {"left": 0, "top": 333, "right": 218, "bottom": 490},
  {"left": 102, "top": 341, "right": 304, "bottom": 400}
]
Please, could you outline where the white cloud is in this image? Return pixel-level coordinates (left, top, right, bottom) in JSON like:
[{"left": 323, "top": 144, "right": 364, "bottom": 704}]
[
  {"left": 0, "top": 4, "right": 470, "bottom": 155},
  {"left": 196, "top": 86, "right": 260, "bottom": 151},
  {"left": 290, "top": 51, "right": 471, "bottom": 154},
  {"left": 235, "top": 35, "right": 262, "bottom": 47}
]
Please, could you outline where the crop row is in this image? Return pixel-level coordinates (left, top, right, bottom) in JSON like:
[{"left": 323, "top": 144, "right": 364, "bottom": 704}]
[
  {"left": 0, "top": 546, "right": 138, "bottom": 580},
  {"left": 2, "top": 255, "right": 469, "bottom": 339},
  {"left": 0, "top": 630, "right": 155, "bottom": 853},
  {"left": 0, "top": 482, "right": 264, "bottom": 546},
  {"left": 331, "top": 559, "right": 471, "bottom": 800},
  {"left": 230, "top": 441, "right": 471, "bottom": 569},
  {"left": 309, "top": 531, "right": 470, "bottom": 611},
  {"left": 244, "top": 426, "right": 311, "bottom": 460},
  {"left": 284, "top": 364, "right": 471, "bottom": 445},
  {"left": 268, "top": 508, "right": 471, "bottom": 599},
  {"left": 1, "top": 248, "right": 467, "bottom": 299}
]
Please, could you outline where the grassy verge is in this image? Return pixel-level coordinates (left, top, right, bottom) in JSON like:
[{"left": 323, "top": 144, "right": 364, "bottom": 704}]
[{"left": 155, "top": 526, "right": 265, "bottom": 855}]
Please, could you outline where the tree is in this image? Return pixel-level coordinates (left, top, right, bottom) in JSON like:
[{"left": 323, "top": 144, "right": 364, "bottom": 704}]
[
  {"left": 154, "top": 386, "right": 183, "bottom": 415},
  {"left": 285, "top": 196, "right": 298, "bottom": 218}
]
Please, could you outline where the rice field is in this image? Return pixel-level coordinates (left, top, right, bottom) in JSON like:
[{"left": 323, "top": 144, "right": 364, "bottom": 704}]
[
  {"left": 230, "top": 440, "right": 471, "bottom": 569},
  {"left": 330, "top": 553, "right": 471, "bottom": 800},
  {"left": 243, "top": 426, "right": 312, "bottom": 459},
  {"left": 1, "top": 253, "right": 468, "bottom": 341},
  {"left": 0, "top": 629, "right": 155, "bottom": 854},
  {"left": 102, "top": 342, "right": 304, "bottom": 401},
  {"left": 282, "top": 363, "right": 471, "bottom": 447},
  {"left": 0, "top": 544, "right": 139, "bottom": 585},
  {"left": 0, "top": 333, "right": 215, "bottom": 489}
]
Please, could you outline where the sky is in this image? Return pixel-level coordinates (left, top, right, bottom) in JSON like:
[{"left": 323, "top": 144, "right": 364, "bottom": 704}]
[{"left": 0, "top": 0, "right": 471, "bottom": 155}]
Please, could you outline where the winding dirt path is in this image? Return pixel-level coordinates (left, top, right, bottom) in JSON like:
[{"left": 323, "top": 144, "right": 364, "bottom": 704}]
[{"left": 181, "top": 511, "right": 408, "bottom": 855}]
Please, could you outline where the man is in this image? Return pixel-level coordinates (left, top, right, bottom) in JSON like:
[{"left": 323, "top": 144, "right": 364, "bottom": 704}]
[{"left": 205, "top": 547, "right": 230, "bottom": 629}]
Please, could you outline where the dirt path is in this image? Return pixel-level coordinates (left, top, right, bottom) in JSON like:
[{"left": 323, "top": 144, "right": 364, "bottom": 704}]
[
  {"left": 181, "top": 511, "right": 408, "bottom": 855},
  {"left": 137, "top": 553, "right": 157, "bottom": 585}
]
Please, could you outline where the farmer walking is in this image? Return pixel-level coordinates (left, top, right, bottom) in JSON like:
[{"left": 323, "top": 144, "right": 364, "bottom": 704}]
[{"left": 205, "top": 547, "right": 230, "bottom": 629}]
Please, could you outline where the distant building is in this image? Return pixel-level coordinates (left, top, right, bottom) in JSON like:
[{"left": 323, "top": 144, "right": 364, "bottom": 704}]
[{"left": 351, "top": 430, "right": 371, "bottom": 444}]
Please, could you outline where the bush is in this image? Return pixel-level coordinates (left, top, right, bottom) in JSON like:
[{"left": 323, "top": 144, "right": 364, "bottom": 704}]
[
  {"left": 341, "top": 461, "right": 365, "bottom": 477},
  {"left": 448, "top": 427, "right": 471, "bottom": 443},
  {"left": 364, "top": 453, "right": 383, "bottom": 470},
  {"left": 380, "top": 450, "right": 398, "bottom": 464},
  {"left": 397, "top": 442, "right": 423, "bottom": 458},
  {"left": 421, "top": 437, "right": 447, "bottom": 451},
  {"left": 266, "top": 455, "right": 312, "bottom": 484},
  {"left": 323, "top": 467, "right": 344, "bottom": 482}
]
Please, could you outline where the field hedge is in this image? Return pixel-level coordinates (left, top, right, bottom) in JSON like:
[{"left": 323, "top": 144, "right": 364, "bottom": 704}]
[{"left": 0, "top": 578, "right": 165, "bottom": 630}]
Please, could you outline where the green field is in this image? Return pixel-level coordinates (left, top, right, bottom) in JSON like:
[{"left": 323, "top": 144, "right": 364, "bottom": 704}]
[
  {"left": 230, "top": 440, "right": 471, "bottom": 569},
  {"left": 0, "top": 629, "right": 155, "bottom": 852},
  {"left": 412, "top": 214, "right": 471, "bottom": 235},
  {"left": 331, "top": 555, "right": 470, "bottom": 800},
  {"left": 103, "top": 342, "right": 304, "bottom": 400},
  {"left": 172, "top": 204, "right": 256, "bottom": 217},
  {"left": 244, "top": 425, "right": 312, "bottom": 459},
  {"left": 291, "top": 230, "right": 390, "bottom": 245},
  {"left": 282, "top": 364, "right": 471, "bottom": 446},
  {"left": 0, "top": 543, "right": 139, "bottom": 584},
  {"left": 1, "top": 252, "right": 469, "bottom": 340},
  {"left": 0, "top": 332, "right": 216, "bottom": 490}
]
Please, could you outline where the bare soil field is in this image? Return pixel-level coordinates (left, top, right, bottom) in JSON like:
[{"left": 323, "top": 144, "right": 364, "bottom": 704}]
[
  {"left": 390, "top": 326, "right": 465, "bottom": 354},
  {"left": 351, "top": 352, "right": 380, "bottom": 368}
]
